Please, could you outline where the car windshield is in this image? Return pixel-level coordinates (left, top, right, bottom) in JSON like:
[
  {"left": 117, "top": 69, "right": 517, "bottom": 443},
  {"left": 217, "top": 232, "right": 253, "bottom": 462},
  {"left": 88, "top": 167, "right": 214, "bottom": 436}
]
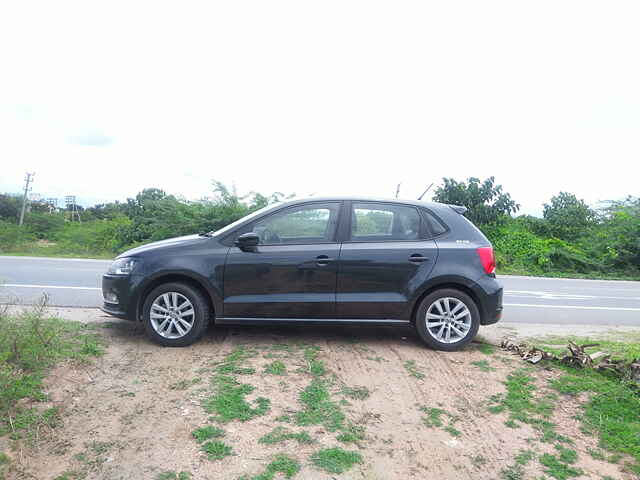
[{"left": 208, "top": 203, "right": 283, "bottom": 237}]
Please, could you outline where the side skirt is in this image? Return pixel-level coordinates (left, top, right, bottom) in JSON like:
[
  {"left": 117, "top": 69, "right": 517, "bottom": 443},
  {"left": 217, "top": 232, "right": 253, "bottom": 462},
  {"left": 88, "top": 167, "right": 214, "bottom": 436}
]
[{"left": 215, "top": 317, "right": 411, "bottom": 327}]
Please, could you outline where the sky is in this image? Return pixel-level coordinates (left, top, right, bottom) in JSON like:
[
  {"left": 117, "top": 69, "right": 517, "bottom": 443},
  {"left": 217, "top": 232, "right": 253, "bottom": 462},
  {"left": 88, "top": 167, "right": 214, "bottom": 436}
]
[{"left": 1, "top": 1, "right": 639, "bottom": 216}]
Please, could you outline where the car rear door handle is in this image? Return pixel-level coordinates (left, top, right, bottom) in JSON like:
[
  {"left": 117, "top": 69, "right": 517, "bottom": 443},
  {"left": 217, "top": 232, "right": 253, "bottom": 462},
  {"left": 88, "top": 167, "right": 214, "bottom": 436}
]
[
  {"left": 316, "top": 255, "right": 332, "bottom": 266},
  {"left": 408, "top": 254, "right": 429, "bottom": 263}
]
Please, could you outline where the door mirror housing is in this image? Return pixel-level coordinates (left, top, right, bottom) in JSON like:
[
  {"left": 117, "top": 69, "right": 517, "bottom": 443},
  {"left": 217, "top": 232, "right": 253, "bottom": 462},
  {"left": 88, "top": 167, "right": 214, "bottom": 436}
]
[{"left": 235, "top": 232, "right": 260, "bottom": 250}]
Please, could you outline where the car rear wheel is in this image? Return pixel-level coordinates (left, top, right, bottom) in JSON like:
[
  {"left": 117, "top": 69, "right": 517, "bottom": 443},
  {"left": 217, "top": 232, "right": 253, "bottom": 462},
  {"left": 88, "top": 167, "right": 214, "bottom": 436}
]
[
  {"left": 142, "top": 282, "right": 210, "bottom": 347},
  {"left": 415, "top": 288, "right": 480, "bottom": 351}
]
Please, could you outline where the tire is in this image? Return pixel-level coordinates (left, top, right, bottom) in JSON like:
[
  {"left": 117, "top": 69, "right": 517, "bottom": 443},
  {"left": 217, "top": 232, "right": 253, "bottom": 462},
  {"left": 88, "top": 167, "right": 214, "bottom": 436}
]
[
  {"left": 142, "top": 282, "right": 210, "bottom": 347},
  {"left": 414, "top": 288, "right": 480, "bottom": 351}
]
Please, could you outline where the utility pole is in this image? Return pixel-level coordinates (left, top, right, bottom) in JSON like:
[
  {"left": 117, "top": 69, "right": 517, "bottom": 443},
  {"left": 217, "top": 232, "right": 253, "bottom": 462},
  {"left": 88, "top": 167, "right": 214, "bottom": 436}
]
[
  {"left": 18, "top": 172, "right": 35, "bottom": 226},
  {"left": 65, "top": 195, "right": 81, "bottom": 222},
  {"left": 46, "top": 198, "right": 58, "bottom": 214}
]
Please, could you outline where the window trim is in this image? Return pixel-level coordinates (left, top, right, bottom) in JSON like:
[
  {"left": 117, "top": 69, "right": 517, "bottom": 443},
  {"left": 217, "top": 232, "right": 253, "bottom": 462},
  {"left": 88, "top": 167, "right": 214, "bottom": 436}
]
[
  {"left": 343, "top": 201, "right": 427, "bottom": 244},
  {"left": 222, "top": 201, "right": 344, "bottom": 247}
]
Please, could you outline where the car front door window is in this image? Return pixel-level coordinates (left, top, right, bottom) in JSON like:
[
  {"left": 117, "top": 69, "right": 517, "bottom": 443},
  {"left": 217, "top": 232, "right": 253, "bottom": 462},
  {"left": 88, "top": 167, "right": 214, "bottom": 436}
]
[{"left": 253, "top": 204, "right": 339, "bottom": 245}]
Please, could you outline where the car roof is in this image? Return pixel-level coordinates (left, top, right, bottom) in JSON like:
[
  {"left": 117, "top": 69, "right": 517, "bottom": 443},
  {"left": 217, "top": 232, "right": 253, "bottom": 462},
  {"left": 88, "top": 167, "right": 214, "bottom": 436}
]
[{"left": 278, "top": 196, "right": 453, "bottom": 211}]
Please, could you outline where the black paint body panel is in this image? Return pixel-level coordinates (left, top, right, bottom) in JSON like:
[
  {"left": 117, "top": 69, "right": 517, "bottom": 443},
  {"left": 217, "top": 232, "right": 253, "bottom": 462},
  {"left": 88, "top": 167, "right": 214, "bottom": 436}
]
[{"left": 100, "top": 197, "right": 503, "bottom": 329}]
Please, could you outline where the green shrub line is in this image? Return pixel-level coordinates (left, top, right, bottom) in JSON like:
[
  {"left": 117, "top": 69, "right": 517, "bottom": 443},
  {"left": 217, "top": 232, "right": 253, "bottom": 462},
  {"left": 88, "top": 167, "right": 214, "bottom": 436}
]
[{"left": 1, "top": 182, "right": 638, "bottom": 279}]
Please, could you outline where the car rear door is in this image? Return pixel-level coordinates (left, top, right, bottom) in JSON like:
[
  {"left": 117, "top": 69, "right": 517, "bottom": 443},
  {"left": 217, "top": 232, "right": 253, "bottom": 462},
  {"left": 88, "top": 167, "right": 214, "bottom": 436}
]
[
  {"left": 336, "top": 201, "right": 438, "bottom": 320},
  {"left": 222, "top": 201, "right": 342, "bottom": 319}
]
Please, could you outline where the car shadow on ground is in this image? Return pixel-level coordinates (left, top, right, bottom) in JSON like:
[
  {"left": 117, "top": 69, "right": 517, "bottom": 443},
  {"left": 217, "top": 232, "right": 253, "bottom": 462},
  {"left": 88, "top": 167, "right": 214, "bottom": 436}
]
[{"left": 98, "top": 316, "right": 427, "bottom": 349}]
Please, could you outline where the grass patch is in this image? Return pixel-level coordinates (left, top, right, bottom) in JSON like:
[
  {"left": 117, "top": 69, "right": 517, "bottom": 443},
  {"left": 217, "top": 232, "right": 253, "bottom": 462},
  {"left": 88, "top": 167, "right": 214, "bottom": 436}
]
[
  {"left": 340, "top": 385, "right": 370, "bottom": 400},
  {"left": 0, "top": 452, "right": 9, "bottom": 480},
  {"left": 336, "top": 424, "right": 365, "bottom": 444},
  {"left": 304, "top": 346, "right": 325, "bottom": 376},
  {"left": 258, "top": 426, "right": 313, "bottom": 445},
  {"left": 169, "top": 378, "right": 201, "bottom": 390},
  {"left": 264, "top": 360, "right": 287, "bottom": 375},
  {"left": 203, "top": 347, "right": 270, "bottom": 422},
  {"left": 500, "top": 449, "right": 535, "bottom": 480},
  {"left": 201, "top": 440, "right": 233, "bottom": 461},
  {"left": 531, "top": 334, "right": 640, "bottom": 363},
  {"left": 419, "top": 406, "right": 460, "bottom": 437},
  {"left": 554, "top": 444, "right": 577, "bottom": 464},
  {"left": 156, "top": 472, "right": 191, "bottom": 480},
  {"left": 488, "top": 369, "right": 565, "bottom": 442},
  {"left": 403, "top": 360, "right": 425, "bottom": 379},
  {"left": 295, "top": 378, "right": 345, "bottom": 431},
  {"left": 191, "top": 425, "right": 224, "bottom": 443},
  {"left": 539, "top": 453, "right": 583, "bottom": 480},
  {"left": 310, "top": 447, "right": 363, "bottom": 474},
  {"left": 549, "top": 366, "right": 640, "bottom": 470},
  {"left": 239, "top": 454, "right": 300, "bottom": 480},
  {"left": 0, "top": 305, "right": 103, "bottom": 438},
  {"left": 476, "top": 343, "right": 496, "bottom": 355},
  {"left": 471, "top": 360, "right": 496, "bottom": 372},
  {"left": 420, "top": 407, "right": 447, "bottom": 428}
]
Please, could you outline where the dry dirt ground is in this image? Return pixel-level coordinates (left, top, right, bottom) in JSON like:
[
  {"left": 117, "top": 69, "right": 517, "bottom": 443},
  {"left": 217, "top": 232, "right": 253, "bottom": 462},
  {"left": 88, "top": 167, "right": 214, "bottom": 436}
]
[{"left": 2, "top": 313, "right": 635, "bottom": 480}]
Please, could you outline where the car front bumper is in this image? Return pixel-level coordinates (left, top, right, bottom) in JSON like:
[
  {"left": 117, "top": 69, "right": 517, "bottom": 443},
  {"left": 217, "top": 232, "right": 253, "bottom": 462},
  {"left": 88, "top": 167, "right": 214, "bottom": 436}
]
[{"left": 101, "top": 274, "right": 144, "bottom": 321}]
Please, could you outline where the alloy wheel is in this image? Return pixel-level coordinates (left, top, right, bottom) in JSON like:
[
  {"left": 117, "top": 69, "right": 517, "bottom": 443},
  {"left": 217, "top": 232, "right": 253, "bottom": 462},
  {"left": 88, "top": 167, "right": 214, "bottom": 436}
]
[
  {"left": 425, "top": 297, "right": 472, "bottom": 344},
  {"left": 150, "top": 292, "right": 195, "bottom": 339}
]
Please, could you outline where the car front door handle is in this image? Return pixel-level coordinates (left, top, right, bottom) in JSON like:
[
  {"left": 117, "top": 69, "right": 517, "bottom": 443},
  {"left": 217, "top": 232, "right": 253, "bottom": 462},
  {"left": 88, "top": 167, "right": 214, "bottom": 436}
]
[
  {"left": 408, "top": 254, "right": 429, "bottom": 263},
  {"left": 316, "top": 255, "right": 332, "bottom": 266}
]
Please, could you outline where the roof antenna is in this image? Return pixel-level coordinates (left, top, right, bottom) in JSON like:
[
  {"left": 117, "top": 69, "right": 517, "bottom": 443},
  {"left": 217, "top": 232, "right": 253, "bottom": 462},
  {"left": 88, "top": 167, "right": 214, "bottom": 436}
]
[
  {"left": 395, "top": 183, "right": 401, "bottom": 198},
  {"left": 417, "top": 183, "right": 433, "bottom": 201}
]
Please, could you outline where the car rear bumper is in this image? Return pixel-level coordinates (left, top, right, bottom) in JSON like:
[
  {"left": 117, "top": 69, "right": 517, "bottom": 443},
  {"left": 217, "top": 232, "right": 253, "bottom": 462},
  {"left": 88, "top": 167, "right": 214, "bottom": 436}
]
[{"left": 473, "top": 275, "right": 503, "bottom": 325}]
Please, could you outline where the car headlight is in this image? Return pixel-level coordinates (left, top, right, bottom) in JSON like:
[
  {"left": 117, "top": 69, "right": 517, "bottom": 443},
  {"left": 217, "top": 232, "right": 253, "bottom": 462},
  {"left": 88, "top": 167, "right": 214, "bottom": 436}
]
[{"left": 107, "top": 258, "right": 139, "bottom": 275}]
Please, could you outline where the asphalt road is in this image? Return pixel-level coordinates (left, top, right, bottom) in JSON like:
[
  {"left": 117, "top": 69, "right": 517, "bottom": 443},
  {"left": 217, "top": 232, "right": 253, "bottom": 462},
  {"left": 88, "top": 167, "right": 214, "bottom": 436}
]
[{"left": 1, "top": 255, "right": 639, "bottom": 325}]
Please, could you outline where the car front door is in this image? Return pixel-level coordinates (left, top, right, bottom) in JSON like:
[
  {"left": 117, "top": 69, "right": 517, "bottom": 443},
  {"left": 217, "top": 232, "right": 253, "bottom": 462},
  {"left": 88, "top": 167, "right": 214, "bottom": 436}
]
[
  {"left": 336, "top": 202, "right": 438, "bottom": 320},
  {"left": 222, "top": 202, "right": 342, "bottom": 319}
]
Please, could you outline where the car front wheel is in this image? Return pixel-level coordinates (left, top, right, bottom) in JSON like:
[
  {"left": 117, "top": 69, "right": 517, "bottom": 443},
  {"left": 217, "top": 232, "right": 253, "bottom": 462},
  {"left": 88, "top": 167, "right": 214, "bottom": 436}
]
[
  {"left": 142, "top": 282, "right": 210, "bottom": 347},
  {"left": 415, "top": 288, "right": 480, "bottom": 351}
]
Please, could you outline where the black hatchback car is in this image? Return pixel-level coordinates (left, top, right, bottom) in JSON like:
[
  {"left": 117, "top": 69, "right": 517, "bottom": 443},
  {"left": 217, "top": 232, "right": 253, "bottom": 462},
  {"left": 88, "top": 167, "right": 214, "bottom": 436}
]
[{"left": 101, "top": 197, "right": 503, "bottom": 350}]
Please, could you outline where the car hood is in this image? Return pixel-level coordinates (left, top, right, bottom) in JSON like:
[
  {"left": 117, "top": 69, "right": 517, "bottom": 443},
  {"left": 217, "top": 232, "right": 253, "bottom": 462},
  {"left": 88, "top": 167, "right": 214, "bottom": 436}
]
[{"left": 117, "top": 234, "right": 206, "bottom": 258}]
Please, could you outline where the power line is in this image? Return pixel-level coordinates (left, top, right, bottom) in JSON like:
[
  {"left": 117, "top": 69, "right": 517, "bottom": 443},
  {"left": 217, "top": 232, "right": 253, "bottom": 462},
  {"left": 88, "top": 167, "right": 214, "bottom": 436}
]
[{"left": 18, "top": 172, "right": 35, "bottom": 226}]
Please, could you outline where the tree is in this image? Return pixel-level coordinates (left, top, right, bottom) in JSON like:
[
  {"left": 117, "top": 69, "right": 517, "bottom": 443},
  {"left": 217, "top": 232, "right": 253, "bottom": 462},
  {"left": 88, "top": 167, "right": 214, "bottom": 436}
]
[
  {"left": 543, "top": 192, "right": 595, "bottom": 241},
  {"left": 432, "top": 177, "right": 519, "bottom": 225},
  {"left": 0, "top": 194, "right": 22, "bottom": 222},
  {"left": 588, "top": 196, "right": 640, "bottom": 270}
]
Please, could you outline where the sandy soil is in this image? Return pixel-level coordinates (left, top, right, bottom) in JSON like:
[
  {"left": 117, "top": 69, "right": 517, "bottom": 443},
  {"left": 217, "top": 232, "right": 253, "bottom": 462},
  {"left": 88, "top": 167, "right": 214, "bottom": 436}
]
[{"left": 2, "top": 315, "right": 635, "bottom": 480}]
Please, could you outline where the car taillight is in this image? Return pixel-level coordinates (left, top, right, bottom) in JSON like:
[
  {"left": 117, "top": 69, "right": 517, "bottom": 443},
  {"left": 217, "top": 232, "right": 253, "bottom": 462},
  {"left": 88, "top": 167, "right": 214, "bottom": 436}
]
[{"left": 477, "top": 246, "right": 496, "bottom": 274}]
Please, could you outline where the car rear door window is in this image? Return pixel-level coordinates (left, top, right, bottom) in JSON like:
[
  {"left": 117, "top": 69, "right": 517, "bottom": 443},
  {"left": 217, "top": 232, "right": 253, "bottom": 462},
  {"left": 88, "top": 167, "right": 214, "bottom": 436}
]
[{"left": 350, "top": 203, "right": 421, "bottom": 241}]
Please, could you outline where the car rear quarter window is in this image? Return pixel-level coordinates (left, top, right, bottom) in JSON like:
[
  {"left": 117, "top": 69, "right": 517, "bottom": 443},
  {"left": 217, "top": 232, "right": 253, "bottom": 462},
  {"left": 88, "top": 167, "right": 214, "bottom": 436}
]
[
  {"left": 421, "top": 209, "right": 448, "bottom": 237},
  {"left": 350, "top": 203, "right": 421, "bottom": 241}
]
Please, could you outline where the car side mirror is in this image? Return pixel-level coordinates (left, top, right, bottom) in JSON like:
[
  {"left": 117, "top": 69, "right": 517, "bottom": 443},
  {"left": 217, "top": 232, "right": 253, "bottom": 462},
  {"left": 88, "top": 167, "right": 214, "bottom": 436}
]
[{"left": 235, "top": 232, "right": 260, "bottom": 250}]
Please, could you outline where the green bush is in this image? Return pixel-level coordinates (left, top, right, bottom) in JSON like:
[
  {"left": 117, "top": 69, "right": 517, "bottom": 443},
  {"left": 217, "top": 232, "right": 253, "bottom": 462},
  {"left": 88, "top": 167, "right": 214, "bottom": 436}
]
[
  {"left": 25, "top": 213, "right": 65, "bottom": 239},
  {"left": 0, "top": 220, "right": 35, "bottom": 252},
  {"left": 486, "top": 220, "right": 601, "bottom": 275}
]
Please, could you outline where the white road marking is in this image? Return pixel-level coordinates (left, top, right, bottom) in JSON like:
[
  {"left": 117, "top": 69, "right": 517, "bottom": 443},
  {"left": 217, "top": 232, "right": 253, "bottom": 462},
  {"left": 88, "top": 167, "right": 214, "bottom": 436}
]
[
  {"left": 498, "top": 275, "right": 640, "bottom": 285},
  {"left": 505, "top": 290, "right": 639, "bottom": 301},
  {"left": 504, "top": 303, "right": 640, "bottom": 312},
  {"left": 0, "top": 255, "right": 111, "bottom": 263},
  {"left": 2, "top": 284, "right": 101, "bottom": 291}
]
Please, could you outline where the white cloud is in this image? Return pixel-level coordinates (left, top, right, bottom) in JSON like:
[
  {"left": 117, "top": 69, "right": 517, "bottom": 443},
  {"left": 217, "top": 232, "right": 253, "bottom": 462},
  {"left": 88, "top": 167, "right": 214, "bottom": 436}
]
[{"left": 0, "top": 0, "right": 638, "bottom": 215}]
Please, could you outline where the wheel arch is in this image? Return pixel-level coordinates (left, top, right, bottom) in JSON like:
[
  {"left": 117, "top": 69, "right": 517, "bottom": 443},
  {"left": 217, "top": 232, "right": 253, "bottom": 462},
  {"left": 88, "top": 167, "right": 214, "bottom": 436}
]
[
  {"left": 136, "top": 272, "right": 218, "bottom": 322},
  {"left": 409, "top": 279, "right": 483, "bottom": 325}
]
